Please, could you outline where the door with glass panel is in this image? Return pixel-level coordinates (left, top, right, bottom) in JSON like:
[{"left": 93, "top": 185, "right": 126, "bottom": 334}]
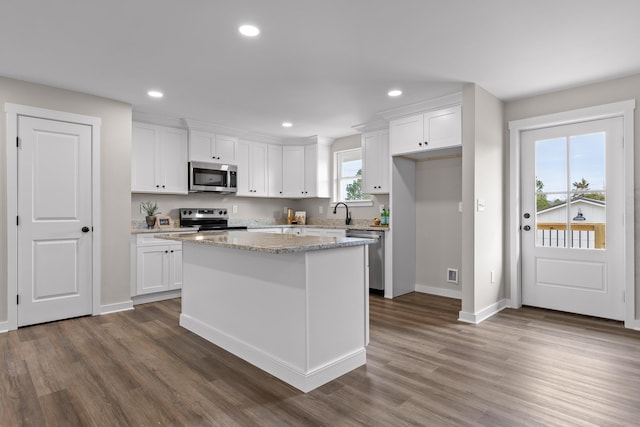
[{"left": 521, "top": 117, "right": 624, "bottom": 320}]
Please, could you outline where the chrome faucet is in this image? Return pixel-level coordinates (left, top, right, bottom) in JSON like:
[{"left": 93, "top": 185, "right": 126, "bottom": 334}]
[{"left": 333, "top": 202, "right": 351, "bottom": 225}]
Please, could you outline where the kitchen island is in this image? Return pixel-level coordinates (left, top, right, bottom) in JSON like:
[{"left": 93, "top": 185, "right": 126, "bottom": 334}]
[{"left": 161, "top": 230, "right": 373, "bottom": 392}]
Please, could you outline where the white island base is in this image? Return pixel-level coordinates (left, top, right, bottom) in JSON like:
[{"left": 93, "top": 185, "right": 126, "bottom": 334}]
[{"left": 179, "top": 242, "right": 369, "bottom": 393}]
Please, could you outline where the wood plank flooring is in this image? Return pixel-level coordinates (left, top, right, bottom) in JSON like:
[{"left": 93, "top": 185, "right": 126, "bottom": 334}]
[{"left": 1, "top": 292, "right": 639, "bottom": 426}]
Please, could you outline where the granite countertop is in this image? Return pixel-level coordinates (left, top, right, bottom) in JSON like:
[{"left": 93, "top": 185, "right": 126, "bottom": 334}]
[
  {"left": 159, "top": 230, "right": 375, "bottom": 254},
  {"left": 248, "top": 224, "right": 390, "bottom": 232}
]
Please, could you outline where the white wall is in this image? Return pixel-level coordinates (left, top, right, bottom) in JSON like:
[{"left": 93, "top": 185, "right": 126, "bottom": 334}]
[
  {"left": 415, "top": 156, "right": 462, "bottom": 294},
  {"left": 461, "top": 84, "right": 505, "bottom": 319},
  {"left": 0, "top": 76, "right": 132, "bottom": 322},
  {"left": 504, "top": 73, "right": 640, "bottom": 320}
]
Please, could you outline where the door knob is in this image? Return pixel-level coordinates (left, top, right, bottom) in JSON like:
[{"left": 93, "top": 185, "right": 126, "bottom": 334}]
[
  {"left": 524, "top": 213, "right": 531, "bottom": 219},
  {"left": 82, "top": 226, "right": 90, "bottom": 233},
  {"left": 523, "top": 225, "right": 531, "bottom": 231}
]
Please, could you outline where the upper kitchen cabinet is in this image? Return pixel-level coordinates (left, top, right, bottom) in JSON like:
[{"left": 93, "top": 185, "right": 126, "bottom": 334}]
[
  {"left": 390, "top": 105, "right": 461, "bottom": 156},
  {"left": 131, "top": 122, "right": 188, "bottom": 194},
  {"left": 236, "top": 140, "right": 268, "bottom": 197},
  {"left": 188, "top": 130, "right": 237, "bottom": 163},
  {"left": 362, "top": 129, "right": 389, "bottom": 194},
  {"left": 282, "top": 140, "right": 331, "bottom": 198},
  {"left": 267, "top": 144, "right": 283, "bottom": 197}
]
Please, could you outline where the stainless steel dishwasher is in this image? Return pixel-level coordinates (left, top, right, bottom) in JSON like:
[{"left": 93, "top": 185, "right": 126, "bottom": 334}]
[{"left": 346, "top": 229, "right": 385, "bottom": 294}]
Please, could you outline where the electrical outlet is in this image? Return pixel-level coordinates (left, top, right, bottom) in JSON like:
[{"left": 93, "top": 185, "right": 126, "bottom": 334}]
[
  {"left": 283, "top": 206, "right": 288, "bottom": 214},
  {"left": 319, "top": 205, "right": 323, "bottom": 214},
  {"left": 232, "top": 205, "right": 238, "bottom": 214}
]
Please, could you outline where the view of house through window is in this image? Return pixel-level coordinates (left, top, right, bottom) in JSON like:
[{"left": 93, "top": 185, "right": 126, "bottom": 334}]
[
  {"left": 334, "top": 148, "right": 370, "bottom": 202},
  {"left": 535, "top": 131, "right": 606, "bottom": 249}
]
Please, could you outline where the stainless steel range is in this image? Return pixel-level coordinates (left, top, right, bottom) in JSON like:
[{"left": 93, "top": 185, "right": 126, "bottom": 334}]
[{"left": 179, "top": 208, "right": 247, "bottom": 231}]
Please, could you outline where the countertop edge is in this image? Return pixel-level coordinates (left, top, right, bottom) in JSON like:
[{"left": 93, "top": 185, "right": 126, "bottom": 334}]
[{"left": 160, "top": 232, "right": 375, "bottom": 254}]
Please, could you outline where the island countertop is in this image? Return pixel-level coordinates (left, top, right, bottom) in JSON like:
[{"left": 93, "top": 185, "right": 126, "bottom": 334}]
[{"left": 161, "top": 230, "right": 374, "bottom": 254}]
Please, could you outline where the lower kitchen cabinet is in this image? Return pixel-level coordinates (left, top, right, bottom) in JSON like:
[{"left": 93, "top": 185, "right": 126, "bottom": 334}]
[
  {"left": 131, "top": 232, "right": 194, "bottom": 299},
  {"left": 136, "top": 244, "right": 182, "bottom": 294}
]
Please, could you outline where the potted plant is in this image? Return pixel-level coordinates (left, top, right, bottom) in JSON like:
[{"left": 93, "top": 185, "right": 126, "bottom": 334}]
[{"left": 141, "top": 201, "right": 160, "bottom": 228}]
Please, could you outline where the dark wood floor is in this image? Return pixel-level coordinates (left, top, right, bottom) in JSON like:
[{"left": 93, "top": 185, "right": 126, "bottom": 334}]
[{"left": 1, "top": 293, "right": 639, "bottom": 427}]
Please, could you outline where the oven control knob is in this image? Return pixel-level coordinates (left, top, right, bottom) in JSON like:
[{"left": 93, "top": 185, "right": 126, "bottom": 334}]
[
  {"left": 221, "top": 209, "right": 227, "bottom": 215},
  {"left": 188, "top": 210, "right": 192, "bottom": 215}
]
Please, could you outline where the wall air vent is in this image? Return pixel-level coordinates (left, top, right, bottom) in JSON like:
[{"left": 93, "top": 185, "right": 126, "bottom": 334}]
[{"left": 447, "top": 268, "right": 459, "bottom": 284}]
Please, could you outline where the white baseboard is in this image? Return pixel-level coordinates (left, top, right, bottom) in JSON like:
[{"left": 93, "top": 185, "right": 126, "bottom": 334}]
[
  {"left": 458, "top": 298, "right": 509, "bottom": 324},
  {"left": 100, "top": 300, "right": 134, "bottom": 315},
  {"left": 132, "top": 289, "right": 181, "bottom": 306},
  {"left": 180, "top": 313, "right": 366, "bottom": 393},
  {"left": 625, "top": 319, "right": 640, "bottom": 331},
  {"left": 415, "top": 284, "right": 461, "bottom": 299},
  {"left": 0, "top": 320, "right": 9, "bottom": 334}
]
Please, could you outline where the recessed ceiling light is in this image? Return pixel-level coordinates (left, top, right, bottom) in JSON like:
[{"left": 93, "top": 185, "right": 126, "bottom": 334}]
[
  {"left": 282, "top": 122, "right": 293, "bottom": 128},
  {"left": 239, "top": 25, "right": 260, "bottom": 37},
  {"left": 388, "top": 89, "right": 402, "bottom": 97},
  {"left": 147, "top": 90, "right": 164, "bottom": 98}
]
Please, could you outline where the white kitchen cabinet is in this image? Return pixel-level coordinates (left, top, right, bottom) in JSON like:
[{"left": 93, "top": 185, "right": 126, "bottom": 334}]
[
  {"left": 282, "top": 146, "right": 305, "bottom": 197},
  {"left": 267, "top": 144, "right": 283, "bottom": 197},
  {"left": 131, "top": 232, "right": 194, "bottom": 298},
  {"left": 389, "top": 105, "right": 461, "bottom": 156},
  {"left": 282, "top": 143, "right": 330, "bottom": 198},
  {"left": 362, "top": 130, "right": 389, "bottom": 194},
  {"left": 237, "top": 141, "right": 268, "bottom": 197},
  {"left": 188, "top": 130, "right": 237, "bottom": 163},
  {"left": 131, "top": 122, "right": 188, "bottom": 194}
]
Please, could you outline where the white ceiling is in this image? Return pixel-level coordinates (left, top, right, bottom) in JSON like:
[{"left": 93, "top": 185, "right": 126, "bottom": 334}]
[{"left": 2, "top": 0, "right": 640, "bottom": 140}]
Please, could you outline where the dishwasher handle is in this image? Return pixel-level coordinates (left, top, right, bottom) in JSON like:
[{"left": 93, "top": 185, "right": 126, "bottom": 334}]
[{"left": 347, "top": 233, "right": 381, "bottom": 239}]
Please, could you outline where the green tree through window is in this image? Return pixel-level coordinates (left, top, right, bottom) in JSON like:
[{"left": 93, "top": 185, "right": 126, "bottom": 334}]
[{"left": 345, "top": 169, "right": 364, "bottom": 200}]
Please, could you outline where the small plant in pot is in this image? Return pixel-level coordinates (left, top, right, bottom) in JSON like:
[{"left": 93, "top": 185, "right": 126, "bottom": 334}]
[{"left": 141, "top": 201, "right": 160, "bottom": 228}]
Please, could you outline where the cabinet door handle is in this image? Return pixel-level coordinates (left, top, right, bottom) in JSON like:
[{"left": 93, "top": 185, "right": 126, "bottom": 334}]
[
  {"left": 424, "top": 141, "right": 428, "bottom": 146},
  {"left": 170, "top": 250, "right": 174, "bottom": 253},
  {"left": 165, "top": 250, "right": 169, "bottom": 253},
  {"left": 156, "top": 185, "right": 160, "bottom": 188},
  {"left": 418, "top": 142, "right": 422, "bottom": 146}
]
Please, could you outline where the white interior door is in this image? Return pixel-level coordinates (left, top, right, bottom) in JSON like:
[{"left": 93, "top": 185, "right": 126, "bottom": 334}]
[
  {"left": 521, "top": 117, "right": 624, "bottom": 320},
  {"left": 17, "top": 116, "right": 93, "bottom": 326}
]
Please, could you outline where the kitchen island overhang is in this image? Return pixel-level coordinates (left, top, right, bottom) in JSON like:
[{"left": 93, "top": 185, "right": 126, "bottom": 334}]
[{"left": 162, "top": 231, "right": 374, "bottom": 393}]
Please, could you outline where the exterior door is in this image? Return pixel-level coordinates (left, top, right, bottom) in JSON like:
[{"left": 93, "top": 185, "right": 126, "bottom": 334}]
[
  {"left": 521, "top": 117, "right": 624, "bottom": 320},
  {"left": 17, "top": 116, "right": 93, "bottom": 326}
]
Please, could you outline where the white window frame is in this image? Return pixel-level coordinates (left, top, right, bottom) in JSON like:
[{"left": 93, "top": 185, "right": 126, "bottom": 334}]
[{"left": 333, "top": 148, "right": 372, "bottom": 206}]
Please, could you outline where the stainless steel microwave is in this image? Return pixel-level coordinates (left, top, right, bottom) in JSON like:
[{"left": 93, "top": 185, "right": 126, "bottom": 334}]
[{"left": 188, "top": 161, "right": 238, "bottom": 194}]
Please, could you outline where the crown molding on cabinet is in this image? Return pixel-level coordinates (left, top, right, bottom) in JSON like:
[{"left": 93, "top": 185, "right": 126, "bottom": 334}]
[
  {"left": 133, "top": 110, "right": 188, "bottom": 129},
  {"left": 378, "top": 92, "right": 463, "bottom": 120},
  {"left": 284, "top": 135, "right": 335, "bottom": 146},
  {"left": 351, "top": 118, "right": 389, "bottom": 133},
  {"left": 183, "top": 118, "right": 248, "bottom": 137}
]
